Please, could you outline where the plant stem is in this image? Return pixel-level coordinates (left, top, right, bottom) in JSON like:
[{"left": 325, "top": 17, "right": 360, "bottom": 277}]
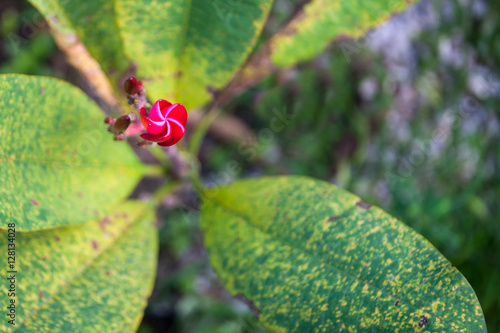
[
  {"left": 149, "top": 181, "right": 182, "bottom": 208},
  {"left": 142, "top": 164, "right": 165, "bottom": 177},
  {"left": 49, "top": 28, "right": 120, "bottom": 112},
  {"left": 188, "top": 107, "right": 221, "bottom": 156},
  {"left": 164, "top": 146, "right": 190, "bottom": 179},
  {"left": 149, "top": 144, "right": 171, "bottom": 167}
]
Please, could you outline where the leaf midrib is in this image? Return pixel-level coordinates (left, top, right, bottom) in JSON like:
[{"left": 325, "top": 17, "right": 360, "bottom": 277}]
[
  {"left": 0, "top": 156, "right": 143, "bottom": 169},
  {"left": 207, "top": 193, "right": 483, "bottom": 331},
  {"left": 174, "top": 0, "right": 194, "bottom": 100},
  {"left": 207, "top": 197, "right": 420, "bottom": 317},
  {"left": 12, "top": 207, "right": 148, "bottom": 332}
]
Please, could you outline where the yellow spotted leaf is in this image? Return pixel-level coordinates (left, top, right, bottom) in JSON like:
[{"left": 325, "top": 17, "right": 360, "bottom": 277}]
[
  {"left": 1, "top": 201, "right": 158, "bottom": 333},
  {"left": 0, "top": 74, "right": 145, "bottom": 231},
  {"left": 115, "top": 0, "right": 274, "bottom": 110},
  {"left": 271, "top": 0, "right": 418, "bottom": 67},
  {"left": 201, "top": 176, "right": 487, "bottom": 332}
]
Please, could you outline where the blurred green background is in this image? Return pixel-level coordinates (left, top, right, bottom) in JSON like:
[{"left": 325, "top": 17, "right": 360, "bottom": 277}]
[{"left": 1, "top": 0, "right": 498, "bottom": 332}]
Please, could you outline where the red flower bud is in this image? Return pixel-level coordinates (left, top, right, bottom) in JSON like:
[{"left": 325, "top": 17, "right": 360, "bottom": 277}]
[
  {"left": 104, "top": 117, "right": 115, "bottom": 125},
  {"left": 124, "top": 77, "right": 143, "bottom": 95},
  {"left": 114, "top": 115, "right": 131, "bottom": 133},
  {"left": 139, "top": 99, "right": 187, "bottom": 147}
]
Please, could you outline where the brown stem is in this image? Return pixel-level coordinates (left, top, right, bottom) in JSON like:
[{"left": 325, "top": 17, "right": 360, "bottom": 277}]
[
  {"left": 164, "top": 146, "right": 190, "bottom": 179},
  {"left": 50, "top": 28, "right": 120, "bottom": 111},
  {"left": 213, "top": 43, "right": 275, "bottom": 108},
  {"left": 212, "top": 7, "right": 310, "bottom": 108}
]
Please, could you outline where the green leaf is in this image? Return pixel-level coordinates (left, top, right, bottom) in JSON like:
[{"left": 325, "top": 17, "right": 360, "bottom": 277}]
[
  {"left": 270, "top": 0, "right": 418, "bottom": 67},
  {"left": 201, "top": 176, "right": 486, "bottom": 332},
  {"left": 0, "top": 201, "right": 157, "bottom": 332},
  {"left": 115, "top": 0, "right": 274, "bottom": 110},
  {"left": 27, "top": 0, "right": 129, "bottom": 76},
  {"left": 0, "top": 74, "right": 144, "bottom": 231}
]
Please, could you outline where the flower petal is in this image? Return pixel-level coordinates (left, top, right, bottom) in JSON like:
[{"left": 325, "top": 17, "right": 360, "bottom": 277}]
[
  {"left": 140, "top": 121, "right": 171, "bottom": 143},
  {"left": 145, "top": 118, "right": 166, "bottom": 135},
  {"left": 158, "top": 118, "right": 185, "bottom": 146},
  {"left": 140, "top": 107, "right": 149, "bottom": 130},
  {"left": 149, "top": 99, "right": 171, "bottom": 122},
  {"left": 158, "top": 136, "right": 182, "bottom": 146},
  {"left": 140, "top": 106, "right": 165, "bottom": 134},
  {"left": 165, "top": 103, "right": 187, "bottom": 125}
]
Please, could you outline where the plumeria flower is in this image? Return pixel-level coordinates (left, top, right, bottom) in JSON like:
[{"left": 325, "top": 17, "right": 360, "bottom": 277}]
[{"left": 139, "top": 99, "right": 187, "bottom": 146}]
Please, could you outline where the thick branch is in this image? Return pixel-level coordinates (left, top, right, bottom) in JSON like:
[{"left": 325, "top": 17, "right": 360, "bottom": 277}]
[
  {"left": 50, "top": 28, "right": 119, "bottom": 110},
  {"left": 213, "top": 8, "right": 309, "bottom": 108}
]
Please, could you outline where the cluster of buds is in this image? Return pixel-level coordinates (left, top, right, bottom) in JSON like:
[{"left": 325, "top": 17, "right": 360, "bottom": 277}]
[{"left": 103, "top": 76, "right": 187, "bottom": 147}]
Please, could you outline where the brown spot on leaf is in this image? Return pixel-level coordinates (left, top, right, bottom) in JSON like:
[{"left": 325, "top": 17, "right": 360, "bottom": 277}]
[
  {"left": 22, "top": 98, "right": 25, "bottom": 104},
  {"left": 42, "top": 256, "right": 48, "bottom": 261},
  {"left": 30, "top": 199, "right": 39, "bottom": 206},
  {"left": 54, "top": 236, "right": 60, "bottom": 242},
  {"left": 40, "top": 88, "right": 44, "bottom": 94},
  {"left": 418, "top": 315, "right": 428, "bottom": 328},
  {"left": 333, "top": 33, "right": 353, "bottom": 44},
  {"left": 328, "top": 215, "right": 338, "bottom": 221},
  {"left": 206, "top": 85, "right": 218, "bottom": 96},
  {"left": 91, "top": 239, "right": 99, "bottom": 250},
  {"left": 356, "top": 201, "right": 372, "bottom": 210},
  {"left": 235, "top": 237, "right": 241, "bottom": 242},
  {"left": 45, "top": 149, "right": 50, "bottom": 154},
  {"left": 98, "top": 216, "right": 112, "bottom": 233},
  {"left": 39, "top": 290, "right": 43, "bottom": 298},
  {"left": 105, "top": 271, "right": 110, "bottom": 276},
  {"left": 77, "top": 191, "right": 84, "bottom": 198}
]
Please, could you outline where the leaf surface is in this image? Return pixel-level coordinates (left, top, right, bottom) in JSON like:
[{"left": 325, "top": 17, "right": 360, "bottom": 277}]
[
  {"left": 271, "top": 0, "right": 418, "bottom": 67},
  {"left": 115, "top": 0, "right": 274, "bottom": 110},
  {"left": 0, "top": 74, "right": 144, "bottom": 230},
  {"left": 1, "top": 201, "right": 157, "bottom": 333},
  {"left": 201, "top": 176, "right": 486, "bottom": 332}
]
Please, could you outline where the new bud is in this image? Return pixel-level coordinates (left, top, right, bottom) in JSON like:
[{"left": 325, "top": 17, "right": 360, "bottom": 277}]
[
  {"left": 124, "top": 77, "right": 143, "bottom": 95},
  {"left": 114, "top": 115, "right": 131, "bottom": 133}
]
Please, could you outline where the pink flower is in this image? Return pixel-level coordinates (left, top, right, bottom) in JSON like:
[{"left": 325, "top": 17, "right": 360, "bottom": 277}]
[{"left": 139, "top": 99, "right": 187, "bottom": 147}]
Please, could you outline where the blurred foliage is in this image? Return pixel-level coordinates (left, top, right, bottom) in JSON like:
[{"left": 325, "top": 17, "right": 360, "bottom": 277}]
[
  {"left": 0, "top": 2, "right": 56, "bottom": 75},
  {"left": 141, "top": 209, "right": 267, "bottom": 333}
]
